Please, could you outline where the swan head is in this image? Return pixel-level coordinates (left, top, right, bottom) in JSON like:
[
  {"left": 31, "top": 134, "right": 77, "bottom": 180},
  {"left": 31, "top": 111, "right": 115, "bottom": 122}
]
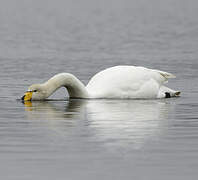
[{"left": 21, "top": 84, "right": 47, "bottom": 101}]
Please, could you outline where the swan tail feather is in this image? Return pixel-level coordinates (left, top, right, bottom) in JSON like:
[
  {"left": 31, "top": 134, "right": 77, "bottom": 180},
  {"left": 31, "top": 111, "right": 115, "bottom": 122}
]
[{"left": 157, "top": 70, "right": 176, "bottom": 79}]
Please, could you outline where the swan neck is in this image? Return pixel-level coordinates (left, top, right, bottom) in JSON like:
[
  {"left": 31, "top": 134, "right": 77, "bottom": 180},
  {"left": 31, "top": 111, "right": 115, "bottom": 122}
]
[{"left": 44, "top": 73, "right": 89, "bottom": 98}]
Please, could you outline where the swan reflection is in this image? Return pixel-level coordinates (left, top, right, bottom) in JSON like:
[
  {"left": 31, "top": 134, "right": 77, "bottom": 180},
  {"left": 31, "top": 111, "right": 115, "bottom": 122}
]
[{"left": 23, "top": 99, "right": 170, "bottom": 149}]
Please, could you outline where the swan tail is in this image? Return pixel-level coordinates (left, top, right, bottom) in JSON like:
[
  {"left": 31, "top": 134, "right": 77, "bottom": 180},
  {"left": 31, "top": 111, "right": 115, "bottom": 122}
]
[{"left": 157, "top": 70, "right": 176, "bottom": 79}]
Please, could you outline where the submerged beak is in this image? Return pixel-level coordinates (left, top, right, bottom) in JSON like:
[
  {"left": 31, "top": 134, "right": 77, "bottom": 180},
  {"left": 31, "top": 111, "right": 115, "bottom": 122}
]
[{"left": 21, "top": 91, "right": 33, "bottom": 101}]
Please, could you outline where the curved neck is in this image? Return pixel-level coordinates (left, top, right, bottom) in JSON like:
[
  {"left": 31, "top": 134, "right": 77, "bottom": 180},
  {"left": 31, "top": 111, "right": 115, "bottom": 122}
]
[{"left": 43, "top": 73, "right": 89, "bottom": 98}]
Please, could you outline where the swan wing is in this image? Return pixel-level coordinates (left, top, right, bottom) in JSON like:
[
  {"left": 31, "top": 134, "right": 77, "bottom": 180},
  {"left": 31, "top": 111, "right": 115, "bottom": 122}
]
[{"left": 86, "top": 66, "right": 170, "bottom": 98}]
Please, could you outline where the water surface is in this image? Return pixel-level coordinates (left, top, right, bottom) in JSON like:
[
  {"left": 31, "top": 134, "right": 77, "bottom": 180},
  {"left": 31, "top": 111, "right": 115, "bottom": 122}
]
[{"left": 0, "top": 0, "right": 198, "bottom": 179}]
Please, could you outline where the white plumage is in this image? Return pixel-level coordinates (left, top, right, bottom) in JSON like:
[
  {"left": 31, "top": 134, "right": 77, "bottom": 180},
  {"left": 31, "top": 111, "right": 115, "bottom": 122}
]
[{"left": 22, "top": 66, "right": 180, "bottom": 101}]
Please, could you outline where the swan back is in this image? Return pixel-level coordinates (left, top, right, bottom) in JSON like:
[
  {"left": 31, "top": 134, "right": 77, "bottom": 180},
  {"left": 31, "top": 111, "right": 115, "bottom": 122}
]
[{"left": 86, "top": 66, "right": 175, "bottom": 99}]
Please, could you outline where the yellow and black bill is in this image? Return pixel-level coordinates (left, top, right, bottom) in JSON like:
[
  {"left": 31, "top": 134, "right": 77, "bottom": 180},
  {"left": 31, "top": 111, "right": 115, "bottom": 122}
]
[{"left": 21, "top": 91, "right": 33, "bottom": 101}]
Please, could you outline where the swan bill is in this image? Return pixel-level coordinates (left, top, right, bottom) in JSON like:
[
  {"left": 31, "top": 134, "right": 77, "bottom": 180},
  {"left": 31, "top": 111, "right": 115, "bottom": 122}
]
[{"left": 21, "top": 91, "right": 33, "bottom": 101}]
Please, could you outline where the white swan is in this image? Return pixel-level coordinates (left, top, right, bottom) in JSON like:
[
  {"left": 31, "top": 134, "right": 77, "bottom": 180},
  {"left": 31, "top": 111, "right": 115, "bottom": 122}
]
[{"left": 21, "top": 66, "right": 180, "bottom": 101}]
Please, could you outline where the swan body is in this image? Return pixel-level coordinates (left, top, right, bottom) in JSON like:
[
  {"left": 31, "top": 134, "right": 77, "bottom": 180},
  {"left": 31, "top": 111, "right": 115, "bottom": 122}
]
[{"left": 22, "top": 66, "right": 180, "bottom": 101}]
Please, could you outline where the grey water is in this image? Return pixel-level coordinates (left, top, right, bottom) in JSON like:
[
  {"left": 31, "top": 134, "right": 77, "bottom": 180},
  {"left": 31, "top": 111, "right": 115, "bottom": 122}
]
[{"left": 0, "top": 0, "right": 198, "bottom": 179}]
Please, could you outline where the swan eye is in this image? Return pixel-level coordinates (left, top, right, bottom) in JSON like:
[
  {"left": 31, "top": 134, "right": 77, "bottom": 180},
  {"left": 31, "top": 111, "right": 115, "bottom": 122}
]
[{"left": 33, "top": 90, "right": 38, "bottom": 92}]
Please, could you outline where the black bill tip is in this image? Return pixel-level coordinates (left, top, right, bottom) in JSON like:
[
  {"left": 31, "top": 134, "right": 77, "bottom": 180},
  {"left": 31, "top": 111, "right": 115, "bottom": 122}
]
[{"left": 21, "top": 95, "right": 25, "bottom": 101}]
